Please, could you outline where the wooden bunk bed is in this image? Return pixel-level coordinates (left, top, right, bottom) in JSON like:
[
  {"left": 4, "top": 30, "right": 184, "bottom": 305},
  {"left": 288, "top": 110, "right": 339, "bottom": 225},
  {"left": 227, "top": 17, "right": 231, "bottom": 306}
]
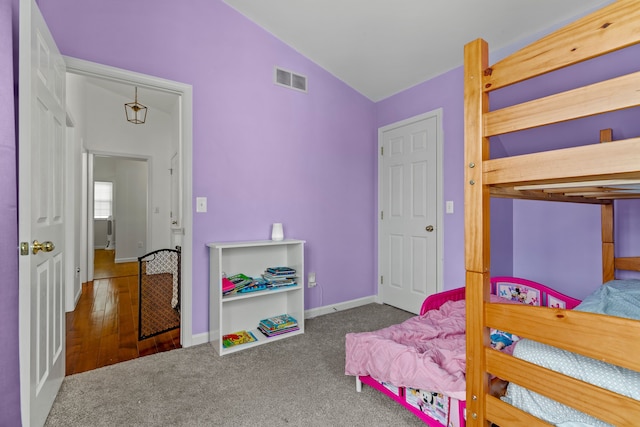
[{"left": 463, "top": 0, "right": 640, "bottom": 425}]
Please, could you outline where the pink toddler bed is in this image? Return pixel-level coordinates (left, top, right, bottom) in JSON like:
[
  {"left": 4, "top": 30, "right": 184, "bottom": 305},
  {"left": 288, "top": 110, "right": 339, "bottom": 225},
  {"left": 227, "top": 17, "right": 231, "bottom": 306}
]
[{"left": 345, "top": 277, "right": 581, "bottom": 426}]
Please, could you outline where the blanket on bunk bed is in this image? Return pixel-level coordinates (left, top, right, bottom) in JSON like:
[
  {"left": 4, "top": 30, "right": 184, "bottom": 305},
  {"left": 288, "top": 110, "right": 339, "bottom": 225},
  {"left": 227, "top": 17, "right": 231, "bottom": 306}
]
[{"left": 505, "top": 279, "right": 640, "bottom": 427}]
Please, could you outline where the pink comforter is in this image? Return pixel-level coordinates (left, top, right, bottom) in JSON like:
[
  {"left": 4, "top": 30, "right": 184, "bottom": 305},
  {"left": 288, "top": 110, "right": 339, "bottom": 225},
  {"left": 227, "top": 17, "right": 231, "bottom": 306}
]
[{"left": 345, "top": 299, "right": 467, "bottom": 400}]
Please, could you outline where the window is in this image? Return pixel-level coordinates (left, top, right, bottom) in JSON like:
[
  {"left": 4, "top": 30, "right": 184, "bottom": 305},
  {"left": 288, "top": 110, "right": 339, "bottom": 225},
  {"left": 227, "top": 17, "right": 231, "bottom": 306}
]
[{"left": 94, "top": 181, "right": 113, "bottom": 219}]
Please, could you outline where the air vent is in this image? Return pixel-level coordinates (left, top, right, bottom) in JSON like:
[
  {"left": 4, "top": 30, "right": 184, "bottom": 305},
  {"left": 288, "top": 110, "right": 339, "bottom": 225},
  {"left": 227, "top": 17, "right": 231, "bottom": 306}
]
[{"left": 274, "top": 67, "right": 307, "bottom": 93}]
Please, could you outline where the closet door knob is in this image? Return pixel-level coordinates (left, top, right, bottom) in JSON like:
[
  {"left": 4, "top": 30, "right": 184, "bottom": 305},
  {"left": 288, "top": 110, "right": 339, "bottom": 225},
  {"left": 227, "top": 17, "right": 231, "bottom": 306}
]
[{"left": 426, "top": 225, "right": 434, "bottom": 232}]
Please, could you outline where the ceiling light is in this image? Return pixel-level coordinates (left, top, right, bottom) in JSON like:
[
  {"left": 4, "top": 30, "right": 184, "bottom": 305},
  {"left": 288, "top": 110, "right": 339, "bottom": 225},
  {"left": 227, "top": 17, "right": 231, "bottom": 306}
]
[{"left": 124, "top": 87, "right": 147, "bottom": 124}]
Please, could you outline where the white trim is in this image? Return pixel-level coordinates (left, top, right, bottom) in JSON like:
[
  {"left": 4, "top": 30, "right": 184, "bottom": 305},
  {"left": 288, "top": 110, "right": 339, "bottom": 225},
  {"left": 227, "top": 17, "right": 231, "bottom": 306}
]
[
  {"left": 64, "top": 56, "right": 195, "bottom": 347},
  {"left": 304, "top": 295, "right": 378, "bottom": 319},
  {"left": 190, "top": 332, "right": 211, "bottom": 347},
  {"left": 377, "top": 109, "right": 445, "bottom": 304},
  {"left": 114, "top": 257, "right": 139, "bottom": 264}
]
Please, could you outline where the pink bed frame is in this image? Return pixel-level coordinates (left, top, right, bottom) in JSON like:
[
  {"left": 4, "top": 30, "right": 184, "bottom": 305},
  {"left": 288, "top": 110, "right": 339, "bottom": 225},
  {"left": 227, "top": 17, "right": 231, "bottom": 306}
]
[{"left": 354, "top": 276, "right": 581, "bottom": 426}]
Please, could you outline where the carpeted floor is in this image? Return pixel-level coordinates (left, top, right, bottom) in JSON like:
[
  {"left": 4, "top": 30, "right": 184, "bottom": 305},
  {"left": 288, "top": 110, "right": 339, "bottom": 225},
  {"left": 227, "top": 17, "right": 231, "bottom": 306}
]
[{"left": 46, "top": 303, "right": 424, "bottom": 426}]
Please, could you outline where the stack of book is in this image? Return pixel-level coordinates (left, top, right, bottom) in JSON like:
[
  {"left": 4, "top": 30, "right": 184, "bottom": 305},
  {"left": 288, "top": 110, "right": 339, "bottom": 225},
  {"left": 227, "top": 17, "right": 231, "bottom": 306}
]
[
  {"left": 258, "top": 313, "right": 299, "bottom": 337},
  {"left": 222, "top": 273, "right": 254, "bottom": 296},
  {"left": 262, "top": 266, "right": 297, "bottom": 288}
]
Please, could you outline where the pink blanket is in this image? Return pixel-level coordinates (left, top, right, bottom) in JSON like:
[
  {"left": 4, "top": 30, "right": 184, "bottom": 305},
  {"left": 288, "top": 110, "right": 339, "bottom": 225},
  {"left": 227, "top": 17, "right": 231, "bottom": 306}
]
[{"left": 345, "top": 299, "right": 467, "bottom": 400}]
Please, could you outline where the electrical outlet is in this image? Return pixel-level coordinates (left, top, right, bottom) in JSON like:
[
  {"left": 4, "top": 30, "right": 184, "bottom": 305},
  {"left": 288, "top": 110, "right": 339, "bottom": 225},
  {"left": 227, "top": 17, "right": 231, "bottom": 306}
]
[{"left": 308, "top": 272, "right": 316, "bottom": 288}]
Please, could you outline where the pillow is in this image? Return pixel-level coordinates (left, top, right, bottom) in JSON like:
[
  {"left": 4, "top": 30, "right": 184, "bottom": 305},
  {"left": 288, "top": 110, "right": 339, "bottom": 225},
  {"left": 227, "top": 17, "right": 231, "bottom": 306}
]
[{"left": 489, "top": 294, "right": 524, "bottom": 353}]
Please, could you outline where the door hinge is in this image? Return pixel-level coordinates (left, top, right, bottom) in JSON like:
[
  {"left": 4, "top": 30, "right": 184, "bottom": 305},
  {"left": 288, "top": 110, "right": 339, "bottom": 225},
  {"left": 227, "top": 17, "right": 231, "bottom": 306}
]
[
  {"left": 380, "top": 275, "right": 384, "bottom": 284},
  {"left": 380, "top": 211, "right": 384, "bottom": 220},
  {"left": 380, "top": 146, "right": 384, "bottom": 156}
]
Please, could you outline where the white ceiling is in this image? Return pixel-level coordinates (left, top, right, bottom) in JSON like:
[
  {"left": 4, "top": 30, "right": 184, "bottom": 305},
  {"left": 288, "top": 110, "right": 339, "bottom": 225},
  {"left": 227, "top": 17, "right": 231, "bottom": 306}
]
[{"left": 223, "top": 0, "right": 614, "bottom": 101}]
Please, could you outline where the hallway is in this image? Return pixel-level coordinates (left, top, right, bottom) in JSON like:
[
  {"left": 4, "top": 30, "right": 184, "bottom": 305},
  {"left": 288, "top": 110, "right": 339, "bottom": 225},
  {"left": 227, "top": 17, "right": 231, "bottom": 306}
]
[{"left": 65, "top": 250, "right": 181, "bottom": 375}]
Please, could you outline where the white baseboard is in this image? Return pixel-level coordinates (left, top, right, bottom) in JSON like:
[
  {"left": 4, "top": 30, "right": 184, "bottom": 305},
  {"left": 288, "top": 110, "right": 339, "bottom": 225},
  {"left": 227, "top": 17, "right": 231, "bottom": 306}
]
[
  {"left": 304, "top": 295, "right": 379, "bottom": 319},
  {"left": 115, "top": 257, "right": 137, "bottom": 263},
  {"left": 185, "top": 296, "right": 380, "bottom": 348},
  {"left": 189, "top": 332, "right": 210, "bottom": 347}
]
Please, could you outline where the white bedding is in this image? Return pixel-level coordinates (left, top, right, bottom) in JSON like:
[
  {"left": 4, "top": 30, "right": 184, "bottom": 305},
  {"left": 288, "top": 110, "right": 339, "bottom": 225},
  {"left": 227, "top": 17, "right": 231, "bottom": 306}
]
[{"left": 504, "top": 280, "right": 640, "bottom": 427}]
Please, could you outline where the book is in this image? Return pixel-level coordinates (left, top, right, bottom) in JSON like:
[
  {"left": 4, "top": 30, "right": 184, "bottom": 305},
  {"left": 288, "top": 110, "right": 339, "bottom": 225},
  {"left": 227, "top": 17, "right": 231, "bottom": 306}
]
[
  {"left": 258, "top": 325, "right": 299, "bottom": 337},
  {"left": 222, "top": 330, "right": 257, "bottom": 348},
  {"left": 228, "top": 273, "right": 253, "bottom": 287},
  {"left": 222, "top": 277, "right": 235, "bottom": 293},
  {"left": 223, "top": 273, "right": 255, "bottom": 295},
  {"left": 266, "top": 280, "right": 297, "bottom": 289},
  {"left": 266, "top": 267, "right": 296, "bottom": 275},
  {"left": 237, "top": 282, "right": 267, "bottom": 293},
  {"left": 263, "top": 272, "right": 296, "bottom": 280},
  {"left": 259, "top": 314, "right": 298, "bottom": 331}
]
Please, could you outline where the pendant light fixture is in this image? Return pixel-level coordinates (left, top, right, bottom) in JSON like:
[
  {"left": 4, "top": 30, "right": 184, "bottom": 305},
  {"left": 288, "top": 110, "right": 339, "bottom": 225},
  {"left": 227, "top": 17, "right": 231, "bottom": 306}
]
[{"left": 124, "top": 86, "right": 148, "bottom": 124}]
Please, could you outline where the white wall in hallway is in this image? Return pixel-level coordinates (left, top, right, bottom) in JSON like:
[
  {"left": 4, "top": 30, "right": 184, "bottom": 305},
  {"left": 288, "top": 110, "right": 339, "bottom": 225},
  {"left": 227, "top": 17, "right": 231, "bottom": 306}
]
[{"left": 83, "top": 81, "right": 175, "bottom": 253}]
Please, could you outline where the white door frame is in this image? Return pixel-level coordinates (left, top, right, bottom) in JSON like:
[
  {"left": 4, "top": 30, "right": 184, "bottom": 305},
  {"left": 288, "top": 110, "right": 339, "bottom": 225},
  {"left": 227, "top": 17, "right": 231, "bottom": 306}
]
[
  {"left": 64, "top": 56, "right": 194, "bottom": 347},
  {"left": 377, "top": 109, "right": 444, "bottom": 305}
]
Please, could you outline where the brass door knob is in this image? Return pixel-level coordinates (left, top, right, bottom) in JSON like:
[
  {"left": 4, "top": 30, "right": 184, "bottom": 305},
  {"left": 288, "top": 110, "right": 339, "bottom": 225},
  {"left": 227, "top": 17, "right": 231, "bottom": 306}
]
[
  {"left": 32, "top": 240, "right": 55, "bottom": 254},
  {"left": 426, "top": 225, "right": 434, "bottom": 232}
]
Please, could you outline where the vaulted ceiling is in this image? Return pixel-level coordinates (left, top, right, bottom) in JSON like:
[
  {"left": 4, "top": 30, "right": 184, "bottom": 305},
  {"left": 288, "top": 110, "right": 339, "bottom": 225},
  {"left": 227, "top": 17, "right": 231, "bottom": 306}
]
[{"left": 224, "top": 0, "right": 614, "bottom": 101}]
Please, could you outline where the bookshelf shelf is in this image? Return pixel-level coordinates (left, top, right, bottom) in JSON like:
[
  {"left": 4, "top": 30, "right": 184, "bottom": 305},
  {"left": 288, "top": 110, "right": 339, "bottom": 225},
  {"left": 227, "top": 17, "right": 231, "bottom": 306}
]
[{"left": 207, "top": 239, "right": 305, "bottom": 356}]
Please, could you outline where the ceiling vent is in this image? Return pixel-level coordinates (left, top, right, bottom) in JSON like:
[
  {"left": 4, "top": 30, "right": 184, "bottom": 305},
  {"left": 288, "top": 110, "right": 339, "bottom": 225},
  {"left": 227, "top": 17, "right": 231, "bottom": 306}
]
[{"left": 275, "top": 67, "right": 307, "bottom": 93}]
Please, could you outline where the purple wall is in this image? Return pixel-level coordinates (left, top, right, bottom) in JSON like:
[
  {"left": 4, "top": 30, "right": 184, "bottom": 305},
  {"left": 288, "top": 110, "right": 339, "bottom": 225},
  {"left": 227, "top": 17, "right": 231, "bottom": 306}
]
[
  {"left": 39, "top": 0, "right": 377, "bottom": 336},
  {"left": 1, "top": 0, "right": 21, "bottom": 424},
  {"left": 375, "top": 44, "right": 640, "bottom": 299},
  {"left": 375, "top": 67, "right": 514, "bottom": 287},
  {"left": 2, "top": 1, "right": 638, "bottom": 421},
  {"left": 493, "top": 44, "right": 640, "bottom": 298}
]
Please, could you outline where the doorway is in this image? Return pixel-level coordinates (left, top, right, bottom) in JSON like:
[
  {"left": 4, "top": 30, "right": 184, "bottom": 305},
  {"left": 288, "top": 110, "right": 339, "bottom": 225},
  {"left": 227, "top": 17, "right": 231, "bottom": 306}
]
[
  {"left": 63, "top": 57, "right": 194, "bottom": 372},
  {"left": 92, "top": 155, "right": 149, "bottom": 265},
  {"left": 378, "top": 109, "right": 444, "bottom": 314}
]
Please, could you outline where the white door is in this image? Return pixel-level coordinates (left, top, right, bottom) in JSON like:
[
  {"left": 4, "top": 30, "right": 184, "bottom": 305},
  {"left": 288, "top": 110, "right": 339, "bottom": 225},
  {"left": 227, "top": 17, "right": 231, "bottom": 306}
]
[
  {"left": 379, "top": 111, "right": 442, "bottom": 314},
  {"left": 18, "top": 1, "right": 67, "bottom": 425}
]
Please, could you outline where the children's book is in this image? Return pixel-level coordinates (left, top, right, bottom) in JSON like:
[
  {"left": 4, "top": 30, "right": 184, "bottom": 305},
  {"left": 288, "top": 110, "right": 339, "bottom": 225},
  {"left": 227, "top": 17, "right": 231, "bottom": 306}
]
[
  {"left": 266, "top": 267, "right": 296, "bottom": 275},
  {"left": 222, "top": 330, "right": 257, "bottom": 348},
  {"left": 222, "top": 277, "right": 235, "bottom": 293},
  {"left": 228, "top": 273, "right": 253, "bottom": 287},
  {"left": 259, "top": 314, "right": 298, "bottom": 331},
  {"left": 258, "top": 325, "right": 299, "bottom": 337}
]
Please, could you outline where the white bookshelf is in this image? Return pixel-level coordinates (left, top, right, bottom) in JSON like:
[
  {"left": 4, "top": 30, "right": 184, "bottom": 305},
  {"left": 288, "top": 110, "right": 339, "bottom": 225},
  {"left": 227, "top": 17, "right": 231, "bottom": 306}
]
[{"left": 207, "top": 239, "right": 305, "bottom": 355}]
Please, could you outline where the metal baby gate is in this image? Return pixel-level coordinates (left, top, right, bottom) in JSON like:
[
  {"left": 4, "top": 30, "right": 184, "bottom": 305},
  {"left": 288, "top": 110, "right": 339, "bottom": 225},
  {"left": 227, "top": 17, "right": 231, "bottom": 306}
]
[{"left": 138, "top": 247, "right": 181, "bottom": 340}]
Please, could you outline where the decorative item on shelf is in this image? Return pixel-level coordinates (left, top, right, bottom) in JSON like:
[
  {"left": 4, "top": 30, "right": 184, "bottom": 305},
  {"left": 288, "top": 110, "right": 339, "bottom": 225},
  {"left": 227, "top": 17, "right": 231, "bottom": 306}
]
[
  {"left": 271, "top": 223, "right": 284, "bottom": 241},
  {"left": 124, "top": 86, "right": 148, "bottom": 124}
]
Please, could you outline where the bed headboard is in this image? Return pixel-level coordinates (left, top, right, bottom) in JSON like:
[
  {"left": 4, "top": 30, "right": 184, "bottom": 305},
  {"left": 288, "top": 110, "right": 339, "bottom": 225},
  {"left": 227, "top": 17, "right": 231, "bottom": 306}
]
[
  {"left": 490, "top": 276, "right": 581, "bottom": 309},
  {"left": 419, "top": 276, "right": 581, "bottom": 315}
]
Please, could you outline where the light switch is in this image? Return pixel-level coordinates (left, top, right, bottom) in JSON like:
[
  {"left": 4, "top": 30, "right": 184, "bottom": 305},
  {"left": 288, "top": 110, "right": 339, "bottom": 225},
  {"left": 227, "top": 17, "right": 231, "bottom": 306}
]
[
  {"left": 446, "top": 200, "right": 454, "bottom": 214},
  {"left": 196, "top": 197, "right": 207, "bottom": 213}
]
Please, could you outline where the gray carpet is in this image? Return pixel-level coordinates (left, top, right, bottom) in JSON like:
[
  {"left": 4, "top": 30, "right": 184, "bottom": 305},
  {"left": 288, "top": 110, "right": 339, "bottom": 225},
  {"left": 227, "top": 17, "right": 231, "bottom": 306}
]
[{"left": 46, "top": 303, "right": 424, "bottom": 426}]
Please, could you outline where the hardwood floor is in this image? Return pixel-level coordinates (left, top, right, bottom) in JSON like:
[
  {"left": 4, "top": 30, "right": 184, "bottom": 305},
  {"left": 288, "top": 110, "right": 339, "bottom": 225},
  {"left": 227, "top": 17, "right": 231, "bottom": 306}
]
[{"left": 65, "top": 249, "right": 181, "bottom": 375}]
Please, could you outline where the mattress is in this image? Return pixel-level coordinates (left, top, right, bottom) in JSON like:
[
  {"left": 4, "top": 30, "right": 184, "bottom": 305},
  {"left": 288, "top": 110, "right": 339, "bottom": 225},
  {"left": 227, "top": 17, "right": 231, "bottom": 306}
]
[{"left": 504, "top": 279, "right": 640, "bottom": 427}]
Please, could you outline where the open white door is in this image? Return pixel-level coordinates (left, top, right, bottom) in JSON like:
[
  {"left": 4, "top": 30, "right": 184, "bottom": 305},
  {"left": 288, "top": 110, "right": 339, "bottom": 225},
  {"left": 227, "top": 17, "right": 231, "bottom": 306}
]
[{"left": 18, "top": 0, "right": 67, "bottom": 425}]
